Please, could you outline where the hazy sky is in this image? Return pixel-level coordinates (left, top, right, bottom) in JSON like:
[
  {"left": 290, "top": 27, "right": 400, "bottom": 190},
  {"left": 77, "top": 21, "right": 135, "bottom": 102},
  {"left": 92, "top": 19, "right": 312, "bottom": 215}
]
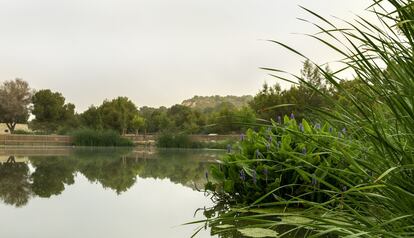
[{"left": 0, "top": 0, "right": 372, "bottom": 112}]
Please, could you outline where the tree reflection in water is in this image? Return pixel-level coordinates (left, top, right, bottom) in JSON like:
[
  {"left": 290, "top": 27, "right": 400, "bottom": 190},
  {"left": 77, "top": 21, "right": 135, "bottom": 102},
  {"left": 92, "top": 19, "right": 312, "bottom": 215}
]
[
  {"left": 0, "top": 156, "right": 32, "bottom": 207},
  {"left": 0, "top": 149, "right": 219, "bottom": 207}
]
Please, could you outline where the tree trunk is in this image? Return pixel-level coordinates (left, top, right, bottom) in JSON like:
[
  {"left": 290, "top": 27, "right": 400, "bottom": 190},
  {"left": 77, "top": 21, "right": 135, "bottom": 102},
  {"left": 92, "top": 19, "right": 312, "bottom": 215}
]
[{"left": 6, "top": 122, "right": 16, "bottom": 134}]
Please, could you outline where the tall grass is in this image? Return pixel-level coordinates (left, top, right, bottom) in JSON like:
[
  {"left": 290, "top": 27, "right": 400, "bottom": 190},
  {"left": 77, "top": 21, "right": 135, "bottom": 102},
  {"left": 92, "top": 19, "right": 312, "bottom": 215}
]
[
  {"left": 71, "top": 128, "right": 133, "bottom": 147},
  {"left": 200, "top": 1, "right": 414, "bottom": 237}
]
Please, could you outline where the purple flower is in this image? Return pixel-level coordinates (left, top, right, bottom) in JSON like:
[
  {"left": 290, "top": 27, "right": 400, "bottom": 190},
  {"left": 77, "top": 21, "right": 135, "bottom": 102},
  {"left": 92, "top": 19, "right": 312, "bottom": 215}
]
[
  {"left": 227, "top": 144, "right": 232, "bottom": 153},
  {"left": 255, "top": 149, "right": 261, "bottom": 158},
  {"left": 329, "top": 127, "right": 333, "bottom": 133},
  {"left": 252, "top": 170, "right": 257, "bottom": 185},
  {"left": 299, "top": 123, "right": 304, "bottom": 132},
  {"left": 268, "top": 135, "right": 273, "bottom": 143},
  {"left": 205, "top": 171, "right": 209, "bottom": 180},
  {"left": 240, "top": 133, "right": 245, "bottom": 141},
  {"left": 342, "top": 128, "right": 347, "bottom": 134},
  {"left": 240, "top": 169, "right": 246, "bottom": 181},
  {"left": 311, "top": 174, "right": 317, "bottom": 186},
  {"left": 290, "top": 113, "right": 295, "bottom": 119},
  {"left": 277, "top": 115, "right": 282, "bottom": 124},
  {"left": 263, "top": 168, "right": 268, "bottom": 182},
  {"left": 315, "top": 123, "right": 321, "bottom": 130},
  {"left": 302, "top": 148, "right": 307, "bottom": 155}
]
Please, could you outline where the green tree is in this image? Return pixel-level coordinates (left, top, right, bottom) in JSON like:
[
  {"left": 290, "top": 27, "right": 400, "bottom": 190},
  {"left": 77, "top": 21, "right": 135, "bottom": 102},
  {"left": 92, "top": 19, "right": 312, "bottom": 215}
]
[
  {"left": 31, "top": 89, "right": 79, "bottom": 133},
  {"left": 0, "top": 79, "right": 32, "bottom": 133},
  {"left": 80, "top": 106, "right": 103, "bottom": 130},
  {"left": 131, "top": 115, "right": 145, "bottom": 135},
  {"left": 250, "top": 60, "right": 332, "bottom": 121},
  {"left": 99, "top": 97, "right": 139, "bottom": 134},
  {"left": 167, "top": 104, "right": 205, "bottom": 133}
]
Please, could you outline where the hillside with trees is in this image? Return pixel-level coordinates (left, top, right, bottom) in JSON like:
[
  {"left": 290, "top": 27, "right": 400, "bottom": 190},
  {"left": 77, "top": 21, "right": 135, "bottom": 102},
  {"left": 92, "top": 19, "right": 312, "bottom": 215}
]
[{"left": 181, "top": 95, "right": 253, "bottom": 112}]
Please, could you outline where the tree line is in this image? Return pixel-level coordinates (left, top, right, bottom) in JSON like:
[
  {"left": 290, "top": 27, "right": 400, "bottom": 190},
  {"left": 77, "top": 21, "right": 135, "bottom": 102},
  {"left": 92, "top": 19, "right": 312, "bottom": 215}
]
[{"left": 0, "top": 60, "right": 364, "bottom": 135}]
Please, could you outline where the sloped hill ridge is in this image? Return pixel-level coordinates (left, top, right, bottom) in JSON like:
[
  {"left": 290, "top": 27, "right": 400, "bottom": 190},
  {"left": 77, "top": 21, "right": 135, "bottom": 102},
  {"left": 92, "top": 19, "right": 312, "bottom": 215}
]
[{"left": 182, "top": 95, "right": 253, "bottom": 110}]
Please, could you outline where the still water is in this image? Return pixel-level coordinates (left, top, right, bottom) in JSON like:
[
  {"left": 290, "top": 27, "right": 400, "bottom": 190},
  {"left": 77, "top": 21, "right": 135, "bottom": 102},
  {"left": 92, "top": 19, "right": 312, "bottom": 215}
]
[{"left": 0, "top": 147, "right": 222, "bottom": 238}]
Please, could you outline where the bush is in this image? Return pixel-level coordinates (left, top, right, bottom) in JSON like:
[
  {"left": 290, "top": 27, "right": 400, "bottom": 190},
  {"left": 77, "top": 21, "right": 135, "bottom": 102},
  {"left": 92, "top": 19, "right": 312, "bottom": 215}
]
[
  {"left": 156, "top": 133, "right": 197, "bottom": 148},
  {"left": 12, "top": 130, "right": 33, "bottom": 135},
  {"left": 71, "top": 128, "right": 133, "bottom": 147},
  {"left": 12, "top": 130, "right": 49, "bottom": 135}
]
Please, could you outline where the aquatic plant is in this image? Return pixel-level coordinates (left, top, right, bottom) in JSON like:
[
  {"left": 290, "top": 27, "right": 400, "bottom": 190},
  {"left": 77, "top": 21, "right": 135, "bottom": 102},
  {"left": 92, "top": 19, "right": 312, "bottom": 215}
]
[{"left": 200, "top": 1, "right": 414, "bottom": 237}]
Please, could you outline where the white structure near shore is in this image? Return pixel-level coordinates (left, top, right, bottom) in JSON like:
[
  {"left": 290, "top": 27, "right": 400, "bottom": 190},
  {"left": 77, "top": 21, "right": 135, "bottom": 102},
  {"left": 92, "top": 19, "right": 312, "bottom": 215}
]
[{"left": 0, "top": 123, "right": 30, "bottom": 134}]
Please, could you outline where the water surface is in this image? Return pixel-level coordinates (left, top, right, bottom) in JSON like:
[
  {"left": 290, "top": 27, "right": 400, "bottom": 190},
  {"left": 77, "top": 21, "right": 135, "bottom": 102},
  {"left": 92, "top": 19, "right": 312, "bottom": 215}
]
[{"left": 0, "top": 147, "right": 222, "bottom": 238}]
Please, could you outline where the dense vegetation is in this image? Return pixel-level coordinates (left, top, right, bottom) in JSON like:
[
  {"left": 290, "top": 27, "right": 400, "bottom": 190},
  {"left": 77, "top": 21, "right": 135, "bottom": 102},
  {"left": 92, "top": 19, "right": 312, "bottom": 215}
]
[
  {"left": 2, "top": 61, "right": 361, "bottom": 137},
  {"left": 71, "top": 129, "right": 134, "bottom": 147},
  {"left": 201, "top": 1, "right": 414, "bottom": 237}
]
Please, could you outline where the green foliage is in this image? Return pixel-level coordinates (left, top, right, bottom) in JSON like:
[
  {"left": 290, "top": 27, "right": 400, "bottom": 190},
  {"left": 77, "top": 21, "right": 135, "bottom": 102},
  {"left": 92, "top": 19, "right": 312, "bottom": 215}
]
[
  {"left": 206, "top": 117, "right": 356, "bottom": 204},
  {"left": 71, "top": 128, "right": 133, "bottom": 147},
  {"left": 31, "top": 89, "right": 79, "bottom": 133},
  {"left": 80, "top": 105, "right": 103, "bottom": 130},
  {"left": 131, "top": 115, "right": 145, "bottom": 134},
  {"left": 250, "top": 61, "right": 332, "bottom": 121},
  {"left": 79, "top": 97, "right": 142, "bottom": 134},
  {"left": 12, "top": 130, "right": 32, "bottom": 135},
  {"left": 156, "top": 133, "right": 197, "bottom": 148},
  {"left": 166, "top": 104, "right": 206, "bottom": 133},
  {"left": 203, "top": 1, "right": 414, "bottom": 237},
  {"left": 208, "top": 104, "right": 257, "bottom": 134}
]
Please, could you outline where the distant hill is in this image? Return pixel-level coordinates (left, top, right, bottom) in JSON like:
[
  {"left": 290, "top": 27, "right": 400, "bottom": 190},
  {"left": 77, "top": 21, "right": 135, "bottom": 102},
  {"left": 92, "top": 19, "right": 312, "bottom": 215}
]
[{"left": 182, "top": 95, "right": 253, "bottom": 111}]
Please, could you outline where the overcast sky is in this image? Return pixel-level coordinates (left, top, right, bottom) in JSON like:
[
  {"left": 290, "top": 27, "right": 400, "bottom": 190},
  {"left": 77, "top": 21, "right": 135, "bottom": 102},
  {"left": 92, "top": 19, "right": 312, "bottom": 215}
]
[{"left": 0, "top": 0, "right": 372, "bottom": 112}]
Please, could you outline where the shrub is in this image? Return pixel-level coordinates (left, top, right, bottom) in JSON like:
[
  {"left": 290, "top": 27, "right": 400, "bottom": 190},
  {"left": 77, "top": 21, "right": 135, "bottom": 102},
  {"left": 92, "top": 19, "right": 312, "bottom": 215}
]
[
  {"left": 71, "top": 128, "right": 133, "bottom": 147},
  {"left": 156, "top": 133, "right": 194, "bottom": 148},
  {"left": 12, "top": 130, "right": 33, "bottom": 135}
]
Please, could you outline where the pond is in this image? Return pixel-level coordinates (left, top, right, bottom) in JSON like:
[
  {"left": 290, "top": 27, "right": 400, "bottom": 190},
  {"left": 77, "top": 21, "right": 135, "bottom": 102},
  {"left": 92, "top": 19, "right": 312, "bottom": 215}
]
[{"left": 0, "top": 147, "right": 223, "bottom": 238}]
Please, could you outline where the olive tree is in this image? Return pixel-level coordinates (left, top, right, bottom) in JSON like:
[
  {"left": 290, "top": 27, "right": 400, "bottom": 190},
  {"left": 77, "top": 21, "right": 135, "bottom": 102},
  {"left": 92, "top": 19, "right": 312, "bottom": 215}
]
[{"left": 0, "top": 79, "right": 32, "bottom": 133}]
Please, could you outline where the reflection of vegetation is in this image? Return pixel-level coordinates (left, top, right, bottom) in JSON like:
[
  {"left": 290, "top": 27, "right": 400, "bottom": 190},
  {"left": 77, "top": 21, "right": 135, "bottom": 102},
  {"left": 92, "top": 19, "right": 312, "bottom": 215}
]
[
  {"left": 0, "top": 158, "right": 32, "bottom": 207},
  {"left": 0, "top": 149, "right": 220, "bottom": 207},
  {"left": 201, "top": 202, "right": 320, "bottom": 238},
  {"left": 30, "top": 156, "right": 78, "bottom": 198},
  {"left": 80, "top": 158, "right": 140, "bottom": 194},
  {"left": 137, "top": 150, "right": 218, "bottom": 188},
  {"left": 156, "top": 133, "right": 236, "bottom": 149}
]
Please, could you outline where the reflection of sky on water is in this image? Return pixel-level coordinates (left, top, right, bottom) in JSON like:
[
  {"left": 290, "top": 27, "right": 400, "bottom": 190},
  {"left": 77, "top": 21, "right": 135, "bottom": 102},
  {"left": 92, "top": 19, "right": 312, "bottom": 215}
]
[{"left": 0, "top": 149, "right": 220, "bottom": 238}]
